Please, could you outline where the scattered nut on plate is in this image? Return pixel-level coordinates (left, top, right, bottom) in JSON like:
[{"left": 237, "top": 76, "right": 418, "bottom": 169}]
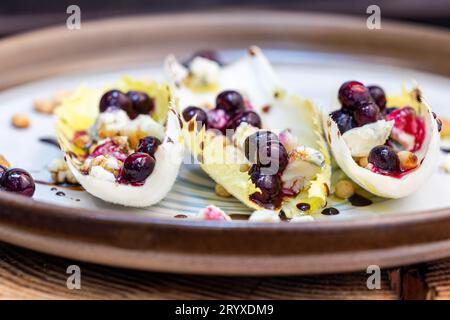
[
  {"left": 215, "top": 183, "right": 232, "bottom": 197},
  {"left": 11, "top": 113, "right": 30, "bottom": 129},
  {"left": 0, "top": 154, "right": 11, "bottom": 168},
  {"left": 34, "top": 90, "right": 71, "bottom": 114},
  {"left": 440, "top": 117, "right": 450, "bottom": 137},
  {"left": 334, "top": 179, "right": 355, "bottom": 199}
]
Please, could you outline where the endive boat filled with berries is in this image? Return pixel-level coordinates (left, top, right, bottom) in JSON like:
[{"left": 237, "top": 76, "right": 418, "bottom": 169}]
[
  {"left": 165, "top": 47, "right": 331, "bottom": 217},
  {"left": 55, "top": 76, "right": 184, "bottom": 207},
  {"left": 326, "top": 81, "right": 440, "bottom": 198}
]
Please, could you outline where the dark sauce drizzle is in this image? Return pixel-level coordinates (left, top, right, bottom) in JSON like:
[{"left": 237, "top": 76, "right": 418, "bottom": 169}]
[
  {"left": 348, "top": 194, "right": 373, "bottom": 207},
  {"left": 39, "top": 137, "right": 60, "bottom": 149},
  {"left": 321, "top": 207, "right": 339, "bottom": 215}
]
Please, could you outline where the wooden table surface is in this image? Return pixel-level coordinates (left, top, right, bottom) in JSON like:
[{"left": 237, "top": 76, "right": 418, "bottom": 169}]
[{"left": 1, "top": 241, "right": 449, "bottom": 300}]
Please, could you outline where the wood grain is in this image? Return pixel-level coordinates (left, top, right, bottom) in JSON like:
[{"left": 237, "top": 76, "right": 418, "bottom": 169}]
[
  {"left": 0, "top": 242, "right": 396, "bottom": 300},
  {"left": 5, "top": 240, "right": 450, "bottom": 299}
]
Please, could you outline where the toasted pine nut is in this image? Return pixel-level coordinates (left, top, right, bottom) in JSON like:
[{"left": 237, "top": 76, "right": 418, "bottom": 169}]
[
  {"left": 398, "top": 151, "right": 418, "bottom": 170},
  {"left": 358, "top": 156, "right": 369, "bottom": 168},
  {"left": 215, "top": 184, "right": 232, "bottom": 197},
  {"left": 11, "top": 113, "right": 30, "bottom": 129},
  {"left": 335, "top": 180, "right": 355, "bottom": 199}
]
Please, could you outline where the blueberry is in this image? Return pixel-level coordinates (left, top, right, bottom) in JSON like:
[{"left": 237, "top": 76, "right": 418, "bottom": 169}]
[
  {"left": 0, "top": 168, "right": 35, "bottom": 197},
  {"left": 368, "top": 145, "right": 400, "bottom": 173},
  {"left": 216, "top": 90, "right": 245, "bottom": 114},
  {"left": 250, "top": 172, "right": 282, "bottom": 207},
  {"left": 244, "top": 131, "right": 287, "bottom": 174},
  {"left": 353, "top": 102, "right": 381, "bottom": 126},
  {"left": 367, "top": 85, "right": 386, "bottom": 111},
  {"left": 182, "top": 106, "right": 207, "bottom": 125},
  {"left": 127, "top": 91, "right": 154, "bottom": 115},
  {"left": 99, "top": 90, "right": 134, "bottom": 117},
  {"left": 338, "top": 81, "right": 371, "bottom": 111},
  {"left": 136, "top": 136, "right": 161, "bottom": 158},
  {"left": 121, "top": 152, "right": 155, "bottom": 183},
  {"left": 258, "top": 142, "right": 289, "bottom": 174},
  {"left": 244, "top": 131, "right": 279, "bottom": 162},
  {"left": 330, "top": 109, "right": 355, "bottom": 133},
  {"left": 229, "top": 111, "right": 262, "bottom": 130}
]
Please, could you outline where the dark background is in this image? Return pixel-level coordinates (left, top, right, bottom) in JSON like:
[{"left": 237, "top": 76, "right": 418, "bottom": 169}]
[{"left": 0, "top": 0, "right": 449, "bottom": 37}]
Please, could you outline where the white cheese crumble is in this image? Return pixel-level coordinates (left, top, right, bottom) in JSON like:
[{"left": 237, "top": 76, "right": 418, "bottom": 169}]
[
  {"left": 98, "top": 109, "right": 129, "bottom": 133},
  {"left": 98, "top": 109, "right": 165, "bottom": 141},
  {"left": 190, "top": 56, "right": 220, "bottom": 86},
  {"left": 290, "top": 215, "right": 314, "bottom": 223},
  {"left": 249, "top": 209, "right": 281, "bottom": 223},
  {"left": 126, "top": 114, "right": 165, "bottom": 141},
  {"left": 48, "top": 158, "right": 78, "bottom": 184},
  {"left": 89, "top": 165, "right": 116, "bottom": 182},
  {"left": 232, "top": 122, "right": 258, "bottom": 149},
  {"left": 343, "top": 120, "right": 394, "bottom": 157},
  {"left": 104, "top": 157, "right": 121, "bottom": 171}
]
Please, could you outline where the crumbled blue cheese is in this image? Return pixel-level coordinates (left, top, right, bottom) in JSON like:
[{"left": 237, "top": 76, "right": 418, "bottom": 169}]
[
  {"left": 126, "top": 114, "right": 165, "bottom": 141},
  {"left": 89, "top": 165, "right": 116, "bottom": 182},
  {"left": 98, "top": 109, "right": 165, "bottom": 141},
  {"left": 343, "top": 120, "right": 394, "bottom": 157},
  {"left": 290, "top": 215, "right": 314, "bottom": 223},
  {"left": 249, "top": 209, "right": 281, "bottom": 223},
  {"left": 48, "top": 158, "right": 78, "bottom": 184},
  {"left": 190, "top": 57, "right": 220, "bottom": 86}
]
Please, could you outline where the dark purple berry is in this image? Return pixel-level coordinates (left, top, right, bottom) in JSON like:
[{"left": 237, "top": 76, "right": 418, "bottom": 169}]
[
  {"left": 127, "top": 91, "right": 154, "bottom": 115},
  {"left": 244, "top": 131, "right": 287, "bottom": 174},
  {"left": 229, "top": 111, "right": 262, "bottom": 130},
  {"left": 250, "top": 172, "right": 282, "bottom": 207},
  {"left": 368, "top": 145, "right": 400, "bottom": 173},
  {"left": 121, "top": 152, "right": 155, "bottom": 183},
  {"left": 216, "top": 90, "right": 245, "bottom": 114},
  {"left": 182, "top": 106, "right": 207, "bottom": 125},
  {"left": 136, "top": 136, "right": 161, "bottom": 158},
  {"left": 353, "top": 102, "right": 381, "bottom": 126},
  {"left": 206, "top": 108, "right": 230, "bottom": 133},
  {"left": 330, "top": 109, "right": 355, "bottom": 133},
  {"left": 338, "top": 81, "right": 371, "bottom": 111},
  {"left": 258, "top": 143, "right": 288, "bottom": 174},
  {"left": 368, "top": 85, "right": 386, "bottom": 111},
  {"left": 99, "top": 90, "right": 133, "bottom": 117},
  {"left": 0, "top": 168, "right": 35, "bottom": 197},
  {"left": 244, "top": 131, "right": 279, "bottom": 162}
]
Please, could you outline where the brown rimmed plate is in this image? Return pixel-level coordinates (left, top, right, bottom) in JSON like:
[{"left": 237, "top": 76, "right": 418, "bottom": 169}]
[{"left": 1, "top": 11, "right": 450, "bottom": 275}]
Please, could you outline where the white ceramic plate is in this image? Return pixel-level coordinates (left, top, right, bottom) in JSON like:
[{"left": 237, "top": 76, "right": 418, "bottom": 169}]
[{"left": 1, "top": 48, "right": 450, "bottom": 222}]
